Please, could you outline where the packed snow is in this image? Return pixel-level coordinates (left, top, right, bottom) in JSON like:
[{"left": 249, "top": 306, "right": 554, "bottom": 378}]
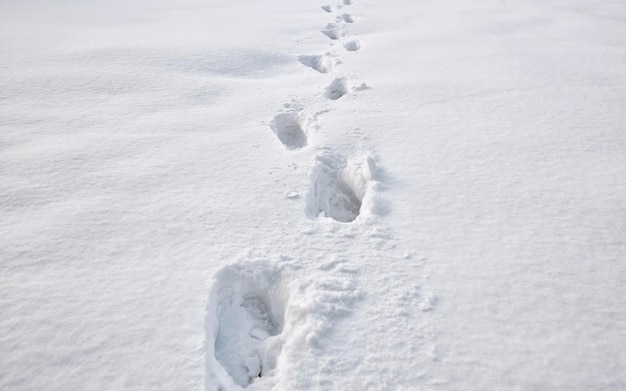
[{"left": 1, "top": 0, "right": 625, "bottom": 390}]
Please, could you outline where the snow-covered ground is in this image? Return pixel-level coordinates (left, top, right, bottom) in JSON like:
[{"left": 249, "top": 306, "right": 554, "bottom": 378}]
[{"left": 2, "top": 0, "right": 625, "bottom": 390}]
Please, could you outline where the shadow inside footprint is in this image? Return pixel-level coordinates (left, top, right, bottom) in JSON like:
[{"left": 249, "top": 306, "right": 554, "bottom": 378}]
[
  {"left": 214, "top": 293, "right": 277, "bottom": 385},
  {"left": 270, "top": 111, "right": 309, "bottom": 150},
  {"left": 306, "top": 153, "right": 369, "bottom": 223},
  {"left": 326, "top": 78, "right": 350, "bottom": 100},
  {"left": 207, "top": 262, "right": 286, "bottom": 388},
  {"left": 321, "top": 28, "right": 344, "bottom": 40},
  {"left": 299, "top": 54, "right": 335, "bottom": 73}
]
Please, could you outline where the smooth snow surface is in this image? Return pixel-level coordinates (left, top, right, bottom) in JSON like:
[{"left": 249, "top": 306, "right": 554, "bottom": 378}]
[{"left": 2, "top": 0, "right": 626, "bottom": 390}]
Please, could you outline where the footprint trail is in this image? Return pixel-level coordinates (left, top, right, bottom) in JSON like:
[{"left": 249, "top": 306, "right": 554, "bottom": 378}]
[{"left": 208, "top": 1, "right": 387, "bottom": 388}]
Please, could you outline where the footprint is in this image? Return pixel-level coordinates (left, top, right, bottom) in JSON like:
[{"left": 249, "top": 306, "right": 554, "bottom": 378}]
[
  {"left": 321, "top": 27, "right": 345, "bottom": 40},
  {"left": 343, "top": 0, "right": 354, "bottom": 5},
  {"left": 206, "top": 262, "right": 287, "bottom": 388},
  {"left": 321, "top": 5, "right": 333, "bottom": 12},
  {"left": 298, "top": 54, "right": 337, "bottom": 73},
  {"left": 326, "top": 78, "right": 351, "bottom": 100},
  {"left": 344, "top": 40, "right": 361, "bottom": 52},
  {"left": 270, "top": 110, "right": 310, "bottom": 150},
  {"left": 306, "top": 152, "right": 376, "bottom": 223},
  {"left": 339, "top": 13, "right": 357, "bottom": 23}
]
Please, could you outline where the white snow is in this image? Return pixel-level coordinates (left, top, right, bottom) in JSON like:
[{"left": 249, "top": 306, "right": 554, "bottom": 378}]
[
  {"left": 1, "top": 0, "right": 626, "bottom": 390},
  {"left": 299, "top": 54, "right": 338, "bottom": 74},
  {"left": 270, "top": 110, "right": 311, "bottom": 150}
]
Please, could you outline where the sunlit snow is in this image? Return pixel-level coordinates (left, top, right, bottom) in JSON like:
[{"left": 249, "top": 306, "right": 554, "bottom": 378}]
[{"left": 1, "top": 0, "right": 625, "bottom": 390}]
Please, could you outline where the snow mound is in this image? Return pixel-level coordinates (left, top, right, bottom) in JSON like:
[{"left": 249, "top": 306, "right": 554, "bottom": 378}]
[
  {"left": 344, "top": 40, "right": 361, "bottom": 52},
  {"left": 283, "top": 275, "right": 361, "bottom": 350},
  {"left": 274, "top": 261, "right": 363, "bottom": 389}
]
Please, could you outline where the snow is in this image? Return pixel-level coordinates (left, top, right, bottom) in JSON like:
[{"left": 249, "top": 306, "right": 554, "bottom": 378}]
[{"left": 1, "top": 0, "right": 626, "bottom": 390}]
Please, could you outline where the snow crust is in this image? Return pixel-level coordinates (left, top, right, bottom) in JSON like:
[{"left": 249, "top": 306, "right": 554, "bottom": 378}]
[{"left": 2, "top": 0, "right": 626, "bottom": 390}]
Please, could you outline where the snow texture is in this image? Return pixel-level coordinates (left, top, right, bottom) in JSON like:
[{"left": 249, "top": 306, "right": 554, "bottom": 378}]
[{"left": 2, "top": 0, "right": 626, "bottom": 390}]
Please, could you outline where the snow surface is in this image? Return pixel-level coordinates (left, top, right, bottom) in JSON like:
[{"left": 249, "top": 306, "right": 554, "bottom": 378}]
[{"left": 1, "top": 0, "right": 626, "bottom": 390}]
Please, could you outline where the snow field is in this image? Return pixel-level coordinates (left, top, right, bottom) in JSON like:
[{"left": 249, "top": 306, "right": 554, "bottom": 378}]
[{"left": 1, "top": 0, "right": 625, "bottom": 390}]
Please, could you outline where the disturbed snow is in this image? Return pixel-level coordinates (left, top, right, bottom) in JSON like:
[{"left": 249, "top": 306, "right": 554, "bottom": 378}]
[{"left": 1, "top": 0, "right": 626, "bottom": 390}]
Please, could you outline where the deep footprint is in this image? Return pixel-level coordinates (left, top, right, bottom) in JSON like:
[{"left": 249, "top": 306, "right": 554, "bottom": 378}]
[
  {"left": 207, "top": 262, "right": 286, "bottom": 389},
  {"left": 270, "top": 111, "right": 309, "bottom": 149},
  {"left": 306, "top": 153, "right": 372, "bottom": 223},
  {"left": 299, "top": 54, "right": 337, "bottom": 73},
  {"left": 214, "top": 294, "right": 277, "bottom": 385},
  {"left": 321, "top": 26, "right": 345, "bottom": 40},
  {"left": 326, "top": 78, "right": 351, "bottom": 100}
]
